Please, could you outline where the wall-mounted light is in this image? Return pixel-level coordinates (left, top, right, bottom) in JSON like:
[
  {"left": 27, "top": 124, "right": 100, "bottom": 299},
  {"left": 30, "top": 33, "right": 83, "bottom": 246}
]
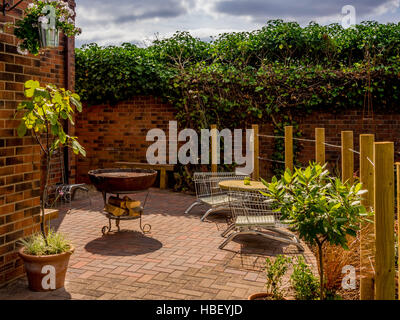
[{"left": 1, "top": 0, "right": 24, "bottom": 16}]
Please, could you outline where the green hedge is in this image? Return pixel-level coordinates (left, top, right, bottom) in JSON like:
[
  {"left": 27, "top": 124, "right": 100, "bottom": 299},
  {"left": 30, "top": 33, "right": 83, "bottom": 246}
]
[{"left": 76, "top": 20, "right": 400, "bottom": 120}]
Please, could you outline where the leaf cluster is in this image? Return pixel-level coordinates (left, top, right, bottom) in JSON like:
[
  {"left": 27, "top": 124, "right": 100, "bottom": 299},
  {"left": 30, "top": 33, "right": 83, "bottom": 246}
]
[
  {"left": 261, "top": 163, "right": 371, "bottom": 249},
  {"left": 17, "top": 80, "right": 86, "bottom": 157}
]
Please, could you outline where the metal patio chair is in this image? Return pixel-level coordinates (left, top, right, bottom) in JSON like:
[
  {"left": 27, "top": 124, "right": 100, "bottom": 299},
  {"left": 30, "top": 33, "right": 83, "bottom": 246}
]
[
  {"left": 184, "top": 172, "right": 249, "bottom": 221},
  {"left": 55, "top": 183, "right": 92, "bottom": 213},
  {"left": 218, "top": 191, "right": 304, "bottom": 251},
  {"left": 45, "top": 147, "right": 92, "bottom": 213}
]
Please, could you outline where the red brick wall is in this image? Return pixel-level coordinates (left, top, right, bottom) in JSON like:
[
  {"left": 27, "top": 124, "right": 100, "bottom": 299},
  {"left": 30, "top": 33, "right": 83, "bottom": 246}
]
[
  {"left": 0, "top": 0, "right": 76, "bottom": 286},
  {"left": 76, "top": 98, "right": 400, "bottom": 183},
  {"left": 75, "top": 97, "right": 176, "bottom": 183}
]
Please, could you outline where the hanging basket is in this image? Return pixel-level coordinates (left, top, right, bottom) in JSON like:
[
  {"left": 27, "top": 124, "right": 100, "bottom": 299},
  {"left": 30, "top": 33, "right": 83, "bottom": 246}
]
[{"left": 38, "top": 26, "right": 59, "bottom": 49}]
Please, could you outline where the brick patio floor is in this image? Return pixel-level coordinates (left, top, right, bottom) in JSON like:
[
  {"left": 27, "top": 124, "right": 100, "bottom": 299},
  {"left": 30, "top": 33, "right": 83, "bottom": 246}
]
[{"left": 0, "top": 189, "right": 316, "bottom": 300}]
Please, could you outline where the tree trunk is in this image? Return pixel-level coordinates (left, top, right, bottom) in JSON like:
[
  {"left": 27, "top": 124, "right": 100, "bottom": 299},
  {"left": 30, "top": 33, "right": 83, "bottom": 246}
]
[
  {"left": 317, "top": 243, "right": 324, "bottom": 300},
  {"left": 40, "top": 154, "right": 51, "bottom": 244}
]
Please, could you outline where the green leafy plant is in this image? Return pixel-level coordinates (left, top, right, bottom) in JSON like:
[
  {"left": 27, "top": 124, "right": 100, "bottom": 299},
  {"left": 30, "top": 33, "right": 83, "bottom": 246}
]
[
  {"left": 290, "top": 256, "right": 320, "bottom": 300},
  {"left": 19, "top": 229, "right": 71, "bottom": 256},
  {"left": 264, "top": 255, "right": 292, "bottom": 300},
  {"left": 13, "top": 0, "right": 81, "bottom": 55},
  {"left": 261, "top": 163, "right": 371, "bottom": 299},
  {"left": 17, "top": 80, "right": 86, "bottom": 247},
  {"left": 75, "top": 21, "right": 400, "bottom": 189}
]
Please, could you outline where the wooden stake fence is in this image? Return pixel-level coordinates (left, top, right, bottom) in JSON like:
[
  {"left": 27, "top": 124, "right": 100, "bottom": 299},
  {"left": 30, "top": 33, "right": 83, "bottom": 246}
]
[
  {"left": 252, "top": 124, "right": 259, "bottom": 180},
  {"left": 211, "top": 124, "right": 217, "bottom": 173},
  {"left": 359, "top": 134, "right": 375, "bottom": 300},
  {"left": 315, "top": 128, "right": 325, "bottom": 165},
  {"left": 341, "top": 131, "right": 354, "bottom": 185},
  {"left": 285, "top": 126, "right": 293, "bottom": 172},
  {"left": 396, "top": 162, "right": 400, "bottom": 300},
  {"left": 374, "top": 142, "right": 395, "bottom": 300}
]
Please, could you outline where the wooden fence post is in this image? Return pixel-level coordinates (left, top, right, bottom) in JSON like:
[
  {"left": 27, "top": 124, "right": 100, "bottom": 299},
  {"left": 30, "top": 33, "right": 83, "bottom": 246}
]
[
  {"left": 359, "top": 134, "right": 375, "bottom": 300},
  {"left": 374, "top": 142, "right": 395, "bottom": 300},
  {"left": 341, "top": 131, "right": 354, "bottom": 184},
  {"left": 285, "top": 126, "right": 293, "bottom": 172},
  {"left": 160, "top": 168, "right": 167, "bottom": 189},
  {"left": 315, "top": 128, "right": 325, "bottom": 165},
  {"left": 396, "top": 162, "right": 400, "bottom": 300},
  {"left": 211, "top": 124, "right": 217, "bottom": 173},
  {"left": 252, "top": 124, "right": 259, "bottom": 180}
]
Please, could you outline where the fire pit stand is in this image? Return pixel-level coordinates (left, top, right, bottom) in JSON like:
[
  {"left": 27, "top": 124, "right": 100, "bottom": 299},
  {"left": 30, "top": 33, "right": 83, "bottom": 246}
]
[
  {"left": 100, "top": 190, "right": 152, "bottom": 235},
  {"left": 88, "top": 168, "right": 158, "bottom": 235}
]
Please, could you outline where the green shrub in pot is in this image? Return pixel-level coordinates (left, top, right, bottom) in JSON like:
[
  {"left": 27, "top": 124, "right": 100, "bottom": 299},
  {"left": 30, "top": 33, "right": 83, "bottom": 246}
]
[{"left": 16, "top": 80, "right": 85, "bottom": 291}]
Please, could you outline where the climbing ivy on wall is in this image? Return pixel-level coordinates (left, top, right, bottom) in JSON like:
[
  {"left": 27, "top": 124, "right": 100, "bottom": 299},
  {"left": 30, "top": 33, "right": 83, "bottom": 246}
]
[{"left": 75, "top": 20, "right": 400, "bottom": 180}]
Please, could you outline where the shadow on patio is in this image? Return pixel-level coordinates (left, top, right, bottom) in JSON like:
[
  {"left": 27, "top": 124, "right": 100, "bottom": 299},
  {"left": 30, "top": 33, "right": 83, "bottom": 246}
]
[{"left": 85, "top": 231, "right": 163, "bottom": 256}]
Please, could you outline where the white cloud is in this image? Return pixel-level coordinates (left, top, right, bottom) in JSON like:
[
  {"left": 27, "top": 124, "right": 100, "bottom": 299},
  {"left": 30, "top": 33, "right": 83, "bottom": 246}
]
[{"left": 74, "top": 0, "right": 400, "bottom": 47}]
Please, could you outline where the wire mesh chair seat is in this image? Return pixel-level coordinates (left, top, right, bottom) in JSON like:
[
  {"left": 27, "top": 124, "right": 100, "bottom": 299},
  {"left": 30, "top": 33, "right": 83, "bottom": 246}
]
[
  {"left": 198, "top": 194, "right": 230, "bottom": 206},
  {"left": 218, "top": 191, "right": 304, "bottom": 251},
  {"left": 184, "top": 172, "right": 249, "bottom": 221},
  {"left": 236, "top": 215, "right": 275, "bottom": 227}
]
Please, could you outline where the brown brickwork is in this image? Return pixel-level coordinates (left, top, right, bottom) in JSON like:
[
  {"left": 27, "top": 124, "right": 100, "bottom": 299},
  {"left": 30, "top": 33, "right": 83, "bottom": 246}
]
[
  {"left": 0, "top": 0, "right": 76, "bottom": 286},
  {"left": 76, "top": 99, "right": 400, "bottom": 183},
  {"left": 75, "top": 97, "right": 176, "bottom": 183}
]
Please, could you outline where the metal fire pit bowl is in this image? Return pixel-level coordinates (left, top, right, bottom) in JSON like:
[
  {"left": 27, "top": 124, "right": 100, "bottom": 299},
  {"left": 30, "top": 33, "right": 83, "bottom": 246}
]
[
  {"left": 88, "top": 168, "right": 157, "bottom": 194},
  {"left": 88, "top": 168, "right": 158, "bottom": 235}
]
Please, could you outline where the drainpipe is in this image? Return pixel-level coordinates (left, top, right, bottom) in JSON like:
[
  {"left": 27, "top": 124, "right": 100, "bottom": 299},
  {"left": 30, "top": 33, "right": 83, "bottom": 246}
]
[
  {"left": 63, "top": 0, "right": 76, "bottom": 184},
  {"left": 63, "top": 34, "right": 71, "bottom": 184}
]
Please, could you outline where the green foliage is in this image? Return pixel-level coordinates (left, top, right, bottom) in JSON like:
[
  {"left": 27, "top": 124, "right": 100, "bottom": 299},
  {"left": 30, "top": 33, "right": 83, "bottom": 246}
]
[
  {"left": 75, "top": 21, "right": 400, "bottom": 186},
  {"left": 290, "top": 256, "right": 320, "bottom": 300},
  {"left": 261, "top": 162, "right": 371, "bottom": 299},
  {"left": 13, "top": 0, "right": 81, "bottom": 55},
  {"left": 262, "top": 163, "right": 370, "bottom": 249},
  {"left": 264, "top": 255, "right": 292, "bottom": 300},
  {"left": 20, "top": 229, "right": 71, "bottom": 256},
  {"left": 76, "top": 20, "right": 400, "bottom": 113},
  {"left": 17, "top": 80, "right": 86, "bottom": 157}
]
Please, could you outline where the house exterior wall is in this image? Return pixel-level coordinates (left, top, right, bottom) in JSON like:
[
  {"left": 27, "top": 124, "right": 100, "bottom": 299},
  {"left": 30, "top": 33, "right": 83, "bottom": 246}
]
[{"left": 0, "top": 0, "right": 76, "bottom": 286}]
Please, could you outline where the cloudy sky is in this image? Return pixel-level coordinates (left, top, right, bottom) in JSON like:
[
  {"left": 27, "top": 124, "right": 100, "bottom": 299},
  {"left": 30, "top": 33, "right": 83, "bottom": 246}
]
[{"left": 75, "top": 0, "right": 400, "bottom": 47}]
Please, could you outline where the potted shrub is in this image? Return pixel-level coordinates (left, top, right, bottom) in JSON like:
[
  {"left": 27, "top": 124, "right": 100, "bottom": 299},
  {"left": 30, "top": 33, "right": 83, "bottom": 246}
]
[
  {"left": 18, "top": 230, "right": 74, "bottom": 291},
  {"left": 290, "top": 256, "right": 320, "bottom": 300},
  {"left": 11, "top": 0, "right": 81, "bottom": 55},
  {"left": 262, "top": 163, "right": 371, "bottom": 300},
  {"left": 248, "top": 255, "right": 291, "bottom": 300},
  {"left": 16, "top": 80, "right": 86, "bottom": 291}
]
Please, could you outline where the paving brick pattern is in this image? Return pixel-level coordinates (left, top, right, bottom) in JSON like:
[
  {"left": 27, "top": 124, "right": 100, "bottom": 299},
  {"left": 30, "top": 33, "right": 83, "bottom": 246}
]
[{"left": 0, "top": 189, "right": 316, "bottom": 300}]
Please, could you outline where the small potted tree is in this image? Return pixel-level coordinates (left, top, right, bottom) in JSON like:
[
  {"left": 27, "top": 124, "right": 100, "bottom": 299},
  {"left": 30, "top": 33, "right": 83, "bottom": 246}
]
[
  {"left": 262, "top": 163, "right": 371, "bottom": 300},
  {"left": 248, "top": 255, "right": 291, "bottom": 300},
  {"left": 16, "top": 80, "right": 86, "bottom": 291}
]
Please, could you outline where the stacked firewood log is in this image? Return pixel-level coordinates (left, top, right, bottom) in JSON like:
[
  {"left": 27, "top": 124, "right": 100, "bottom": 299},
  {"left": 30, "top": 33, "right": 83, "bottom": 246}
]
[{"left": 104, "top": 196, "right": 142, "bottom": 217}]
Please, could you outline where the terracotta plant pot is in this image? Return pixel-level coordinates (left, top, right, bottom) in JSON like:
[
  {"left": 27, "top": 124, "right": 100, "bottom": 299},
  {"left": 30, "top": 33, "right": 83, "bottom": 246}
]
[
  {"left": 248, "top": 292, "right": 286, "bottom": 300},
  {"left": 18, "top": 246, "right": 74, "bottom": 292}
]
